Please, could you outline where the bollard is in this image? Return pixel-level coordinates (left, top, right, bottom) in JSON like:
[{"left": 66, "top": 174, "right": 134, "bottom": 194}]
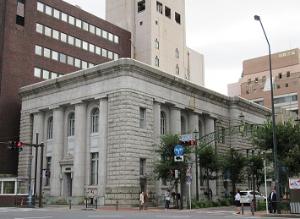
[
  {"left": 241, "top": 203, "right": 244, "bottom": 215},
  {"left": 95, "top": 198, "right": 97, "bottom": 209},
  {"left": 116, "top": 200, "right": 119, "bottom": 211},
  {"left": 69, "top": 199, "right": 72, "bottom": 210},
  {"left": 85, "top": 198, "right": 88, "bottom": 209}
]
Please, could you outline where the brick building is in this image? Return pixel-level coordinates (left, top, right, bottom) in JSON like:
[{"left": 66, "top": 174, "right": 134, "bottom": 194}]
[{"left": 0, "top": 0, "right": 131, "bottom": 177}]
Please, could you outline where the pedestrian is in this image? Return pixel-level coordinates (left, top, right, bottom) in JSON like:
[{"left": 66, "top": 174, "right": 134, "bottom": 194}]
[
  {"left": 139, "top": 191, "right": 144, "bottom": 210},
  {"left": 144, "top": 191, "right": 148, "bottom": 210},
  {"left": 165, "top": 189, "right": 170, "bottom": 209},
  {"left": 268, "top": 188, "right": 277, "bottom": 213},
  {"left": 234, "top": 189, "right": 241, "bottom": 214}
]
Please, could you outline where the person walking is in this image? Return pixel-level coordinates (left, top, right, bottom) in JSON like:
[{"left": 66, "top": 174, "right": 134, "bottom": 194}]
[
  {"left": 268, "top": 188, "right": 277, "bottom": 213},
  {"left": 139, "top": 191, "right": 144, "bottom": 210},
  {"left": 165, "top": 189, "right": 170, "bottom": 209},
  {"left": 234, "top": 189, "right": 241, "bottom": 214}
]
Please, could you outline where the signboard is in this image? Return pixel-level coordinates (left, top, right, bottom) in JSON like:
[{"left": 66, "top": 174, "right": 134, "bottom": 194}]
[
  {"left": 174, "top": 145, "right": 184, "bottom": 156},
  {"left": 289, "top": 178, "right": 300, "bottom": 190}
]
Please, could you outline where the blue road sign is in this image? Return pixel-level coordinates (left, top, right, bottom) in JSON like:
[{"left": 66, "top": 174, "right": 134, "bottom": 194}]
[{"left": 174, "top": 145, "right": 184, "bottom": 156}]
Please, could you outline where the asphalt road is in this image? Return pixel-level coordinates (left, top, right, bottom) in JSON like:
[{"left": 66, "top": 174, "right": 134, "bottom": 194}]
[{"left": 0, "top": 207, "right": 296, "bottom": 219}]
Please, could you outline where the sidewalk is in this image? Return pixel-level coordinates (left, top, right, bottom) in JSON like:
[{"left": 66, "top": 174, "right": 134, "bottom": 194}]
[{"left": 240, "top": 210, "right": 300, "bottom": 218}]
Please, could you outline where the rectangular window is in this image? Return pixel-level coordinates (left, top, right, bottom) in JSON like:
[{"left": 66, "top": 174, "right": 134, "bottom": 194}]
[
  {"left": 3, "top": 181, "right": 15, "bottom": 194},
  {"left": 82, "top": 21, "right": 89, "bottom": 31},
  {"left": 140, "top": 158, "right": 146, "bottom": 175},
  {"left": 60, "top": 32, "right": 67, "bottom": 43},
  {"left": 35, "top": 45, "right": 42, "bottom": 56},
  {"left": 108, "top": 33, "right": 114, "bottom": 42},
  {"left": 37, "top": 2, "right": 44, "bottom": 12},
  {"left": 59, "top": 53, "right": 66, "bottom": 63},
  {"left": 81, "top": 61, "right": 87, "bottom": 69},
  {"left": 165, "top": 6, "right": 171, "bottom": 18},
  {"left": 90, "top": 153, "right": 99, "bottom": 185},
  {"left": 95, "top": 46, "right": 101, "bottom": 55},
  {"left": 51, "top": 51, "right": 58, "bottom": 61},
  {"left": 82, "top": 41, "right": 88, "bottom": 51},
  {"left": 44, "top": 26, "right": 52, "bottom": 37},
  {"left": 67, "top": 56, "right": 74, "bottom": 66},
  {"left": 75, "top": 38, "right": 81, "bottom": 48},
  {"left": 45, "top": 157, "right": 51, "bottom": 186},
  {"left": 102, "top": 30, "right": 108, "bottom": 39},
  {"left": 89, "top": 44, "right": 95, "bottom": 53},
  {"left": 76, "top": 18, "right": 82, "bottom": 28},
  {"left": 175, "top": 12, "right": 181, "bottom": 24},
  {"left": 61, "top": 12, "right": 67, "bottom": 22},
  {"left": 36, "top": 23, "right": 43, "bottom": 34},
  {"left": 89, "top": 24, "right": 95, "bottom": 34},
  {"left": 139, "top": 107, "right": 146, "bottom": 128},
  {"left": 43, "top": 48, "right": 51, "bottom": 58},
  {"left": 108, "top": 51, "right": 113, "bottom": 59},
  {"left": 114, "top": 35, "right": 119, "bottom": 44},
  {"left": 74, "top": 58, "right": 81, "bottom": 68},
  {"left": 45, "top": 5, "right": 52, "bottom": 16},
  {"left": 42, "top": 69, "right": 50, "bottom": 79},
  {"left": 68, "top": 35, "right": 74, "bottom": 45},
  {"left": 52, "top": 29, "right": 59, "bottom": 40},
  {"left": 156, "top": 1, "right": 163, "bottom": 14},
  {"left": 16, "top": 0, "right": 25, "bottom": 26},
  {"left": 102, "top": 48, "right": 107, "bottom": 57},
  {"left": 96, "top": 27, "right": 101, "bottom": 36},
  {"left": 114, "top": 53, "right": 119, "bottom": 60},
  {"left": 53, "top": 9, "right": 60, "bottom": 19},
  {"left": 34, "top": 67, "right": 41, "bottom": 78},
  {"left": 68, "top": 16, "right": 75, "bottom": 25},
  {"left": 51, "top": 72, "right": 58, "bottom": 79},
  {"left": 137, "top": 0, "right": 146, "bottom": 13},
  {"left": 89, "top": 63, "right": 94, "bottom": 68}
]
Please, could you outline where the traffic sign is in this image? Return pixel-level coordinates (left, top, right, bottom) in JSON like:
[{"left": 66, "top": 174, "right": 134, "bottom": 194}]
[
  {"left": 174, "top": 145, "right": 184, "bottom": 156},
  {"left": 174, "top": 155, "right": 184, "bottom": 162}
]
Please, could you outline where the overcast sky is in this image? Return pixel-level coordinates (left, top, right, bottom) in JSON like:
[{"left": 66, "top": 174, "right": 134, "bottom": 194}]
[{"left": 64, "top": 0, "right": 300, "bottom": 95}]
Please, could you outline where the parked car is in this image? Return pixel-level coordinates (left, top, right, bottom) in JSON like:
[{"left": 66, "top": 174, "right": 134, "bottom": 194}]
[{"left": 240, "top": 190, "right": 266, "bottom": 204}]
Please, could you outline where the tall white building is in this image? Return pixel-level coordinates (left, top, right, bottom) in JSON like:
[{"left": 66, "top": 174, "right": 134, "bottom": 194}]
[{"left": 106, "top": 0, "right": 205, "bottom": 86}]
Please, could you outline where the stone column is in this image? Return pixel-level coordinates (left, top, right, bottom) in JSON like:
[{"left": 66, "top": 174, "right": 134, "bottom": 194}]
[
  {"left": 188, "top": 113, "right": 199, "bottom": 199},
  {"left": 50, "top": 108, "right": 64, "bottom": 196},
  {"left": 170, "top": 107, "right": 181, "bottom": 134},
  {"left": 153, "top": 102, "right": 161, "bottom": 196},
  {"left": 73, "top": 103, "right": 87, "bottom": 197},
  {"left": 32, "top": 112, "right": 44, "bottom": 195},
  {"left": 98, "top": 98, "right": 108, "bottom": 200}
]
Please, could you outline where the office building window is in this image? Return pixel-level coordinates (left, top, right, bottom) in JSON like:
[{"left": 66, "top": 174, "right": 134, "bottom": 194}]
[
  {"left": 137, "top": 0, "right": 146, "bottom": 13},
  {"left": 82, "top": 21, "right": 89, "bottom": 31},
  {"left": 76, "top": 18, "right": 82, "bottom": 28},
  {"left": 34, "top": 67, "right": 41, "bottom": 78},
  {"left": 89, "top": 24, "right": 95, "bottom": 34},
  {"left": 36, "top": 23, "right": 43, "bottom": 34},
  {"left": 90, "top": 153, "right": 99, "bottom": 185},
  {"left": 51, "top": 51, "right": 59, "bottom": 61},
  {"left": 160, "top": 111, "right": 166, "bottom": 135},
  {"left": 61, "top": 12, "right": 67, "bottom": 22},
  {"left": 102, "top": 30, "right": 108, "bottom": 39},
  {"left": 91, "top": 108, "right": 99, "bottom": 133},
  {"left": 175, "top": 12, "right": 181, "bottom": 24},
  {"left": 45, "top": 5, "right": 52, "bottom": 16},
  {"left": 16, "top": 0, "right": 25, "bottom": 26},
  {"left": 44, "top": 26, "right": 52, "bottom": 37},
  {"left": 156, "top": 1, "right": 163, "bottom": 14},
  {"left": 53, "top": 9, "right": 60, "bottom": 19},
  {"left": 52, "top": 29, "right": 59, "bottom": 40},
  {"left": 68, "top": 35, "right": 74, "bottom": 45},
  {"left": 47, "top": 116, "right": 53, "bottom": 139},
  {"left": 140, "top": 158, "right": 146, "bottom": 175},
  {"left": 42, "top": 69, "right": 50, "bottom": 80},
  {"left": 165, "top": 6, "right": 171, "bottom": 18},
  {"left": 68, "top": 112, "right": 75, "bottom": 136},
  {"left": 37, "top": 2, "right": 44, "bottom": 12},
  {"left": 60, "top": 32, "right": 67, "bottom": 43},
  {"left": 59, "top": 53, "right": 66, "bottom": 63},
  {"left": 139, "top": 107, "right": 146, "bottom": 128},
  {"left": 43, "top": 48, "right": 51, "bottom": 58},
  {"left": 35, "top": 45, "right": 42, "bottom": 56},
  {"left": 287, "top": 71, "right": 291, "bottom": 77}
]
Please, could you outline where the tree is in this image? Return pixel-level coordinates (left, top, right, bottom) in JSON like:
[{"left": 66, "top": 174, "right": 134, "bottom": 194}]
[
  {"left": 220, "top": 148, "right": 247, "bottom": 199},
  {"left": 154, "top": 134, "right": 191, "bottom": 209},
  {"left": 246, "top": 153, "right": 264, "bottom": 191},
  {"left": 197, "top": 145, "right": 219, "bottom": 200}
]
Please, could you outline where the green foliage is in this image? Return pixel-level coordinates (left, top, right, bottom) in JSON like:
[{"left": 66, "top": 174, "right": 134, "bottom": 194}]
[{"left": 191, "top": 198, "right": 231, "bottom": 209}]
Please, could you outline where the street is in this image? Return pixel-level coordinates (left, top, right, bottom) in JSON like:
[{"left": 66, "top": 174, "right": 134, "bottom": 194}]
[{"left": 0, "top": 207, "right": 297, "bottom": 219}]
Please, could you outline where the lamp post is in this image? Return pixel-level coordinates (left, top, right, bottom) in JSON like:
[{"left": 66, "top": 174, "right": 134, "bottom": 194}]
[
  {"left": 254, "top": 15, "right": 279, "bottom": 206},
  {"left": 193, "top": 130, "right": 199, "bottom": 201}
]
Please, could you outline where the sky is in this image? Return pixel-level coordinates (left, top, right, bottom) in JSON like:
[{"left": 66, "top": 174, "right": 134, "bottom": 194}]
[{"left": 64, "top": 0, "right": 300, "bottom": 95}]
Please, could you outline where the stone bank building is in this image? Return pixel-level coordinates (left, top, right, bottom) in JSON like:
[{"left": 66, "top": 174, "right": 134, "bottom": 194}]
[{"left": 18, "top": 59, "right": 268, "bottom": 205}]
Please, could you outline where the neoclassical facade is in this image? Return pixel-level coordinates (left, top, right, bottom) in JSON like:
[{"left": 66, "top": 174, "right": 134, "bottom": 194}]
[{"left": 18, "top": 59, "right": 268, "bottom": 205}]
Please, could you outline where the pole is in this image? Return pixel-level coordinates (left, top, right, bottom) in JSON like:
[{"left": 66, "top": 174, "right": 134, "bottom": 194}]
[
  {"left": 264, "top": 158, "right": 268, "bottom": 214},
  {"left": 38, "top": 143, "right": 44, "bottom": 207},
  {"left": 27, "top": 145, "right": 33, "bottom": 207},
  {"left": 195, "top": 145, "right": 199, "bottom": 201},
  {"left": 254, "top": 15, "right": 279, "bottom": 209},
  {"left": 188, "top": 182, "right": 191, "bottom": 211},
  {"left": 34, "top": 133, "right": 39, "bottom": 206}
]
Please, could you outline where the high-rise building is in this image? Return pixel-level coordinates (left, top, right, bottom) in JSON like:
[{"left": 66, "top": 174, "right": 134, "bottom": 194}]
[
  {"left": 0, "top": 0, "right": 131, "bottom": 176},
  {"left": 106, "top": 0, "right": 205, "bottom": 86},
  {"left": 228, "top": 48, "right": 300, "bottom": 117}
]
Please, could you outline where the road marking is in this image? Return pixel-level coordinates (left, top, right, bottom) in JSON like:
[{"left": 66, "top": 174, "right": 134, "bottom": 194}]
[
  {"left": 88, "top": 215, "right": 123, "bottom": 218},
  {"left": 156, "top": 216, "right": 191, "bottom": 218},
  {"left": 15, "top": 216, "right": 52, "bottom": 219}
]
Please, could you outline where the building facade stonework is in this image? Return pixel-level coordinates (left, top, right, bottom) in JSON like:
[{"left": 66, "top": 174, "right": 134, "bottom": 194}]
[{"left": 18, "top": 59, "right": 268, "bottom": 205}]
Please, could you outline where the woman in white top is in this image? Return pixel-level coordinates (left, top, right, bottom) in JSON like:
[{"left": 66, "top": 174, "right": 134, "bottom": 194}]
[{"left": 234, "top": 189, "right": 241, "bottom": 214}]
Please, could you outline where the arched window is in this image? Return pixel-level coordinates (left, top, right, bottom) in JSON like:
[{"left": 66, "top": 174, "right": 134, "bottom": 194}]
[
  {"left": 47, "top": 116, "right": 53, "bottom": 139},
  {"left": 91, "top": 108, "right": 99, "bottom": 133},
  {"left": 68, "top": 112, "right": 75, "bottom": 136},
  {"left": 160, "top": 111, "right": 166, "bottom": 135}
]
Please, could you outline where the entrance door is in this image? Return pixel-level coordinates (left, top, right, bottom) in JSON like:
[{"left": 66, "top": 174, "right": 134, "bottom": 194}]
[{"left": 63, "top": 173, "right": 72, "bottom": 197}]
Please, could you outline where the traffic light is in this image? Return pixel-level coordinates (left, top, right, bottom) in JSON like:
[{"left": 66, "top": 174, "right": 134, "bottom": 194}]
[
  {"left": 8, "top": 141, "right": 23, "bottom": 152},
  {"left": 16, "top": 141, "right": 23, "bottom": 152},
  {"left": 8, "top": 141, "right": 15, "bottom": 151}
]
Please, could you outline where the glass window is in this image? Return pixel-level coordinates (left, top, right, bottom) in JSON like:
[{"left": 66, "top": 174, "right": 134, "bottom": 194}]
[
  {"left": 108, "top": 33, "right": 114, "bottom": 41},
  {"left": 68, "top": 15, "right": 75, "bottom": 25},
  {"left": 108, "top": 51, "right": 113, "bottom": 59},
  {"left": 61, "top": 12, "right": 67, "bottom": 22},
  {"left": 95, "top": 27, "right": 101, "bottom": 36},
  {"left": 114, "top": 35, "right": 119, "bottom": 44},
  {"left": 89, "top": 63, "right": 94, "bottom": 68},
  {"left": 59, "top": 53, "right": 66, "bottom": 63},
  {"left": 76, "top": 18, "right": 82, "bottom": 28},
  {"left": 91, "top": 108, "right": 99, "bottom": 133},
  {"left": 175, "top": 12, "right": 181, "bottom": 24},
  {"left": 43, "top": 48, "right": 51, "bottom": 58},
  {"left": 81, "top": 61, "right": 87, "bottom": 69},
  {"left": 45, "top": 5, "right": 52, "bottom": 16},
  {"left": 3, "top": 181, "right": 15, "bottom": 194},
  {"left": 45, "top": 157, "right": 51, "bottom": 186},
  {"left": 37, "top": 2, "right": 44, "bottom": 12},
  {"left": 82, "top": 21, "right": 89, "bottom": 31},
  {"left": 67, "top": 56, "right": 74, "bottom": 66},
  {"left": 137, "top": 0, "right": 146, "bottom": 13},
  {"left": 51, "top": 72, "right": 58, "bottom": 79},
  {"left": 90, "top": 153, "right": 99, "bottom": 185},
  {"left": 114, "top": 53, "right": 119, "bottom": 60},
  {"left": 74, "top": 58, "right": 81, "bottom": 68},
  {"left": 165, "top": 6, "right": 171, "bottom": 18},
  {"left": 102, "top": 30, "right": 108, "bottom": 39},
  {"left": 34, "top": 67, "right": 41, "bottom": 78},
  {"left": 75, "top": 38, "right": 81, "bottom": 48},
  {"left": 89, "top": 44, "right": 95, "bottom": 53},
  {"left": 47, "top": 116, "right": 53, "bottom": 139},
  {"left": 53, "top": 9, "right": 60, "bottom": 19},
  {"left": 95, "top": 46, "right": 101, "bottom": 55},
  {"left": 51, "top": 51, "right": 58, "bottom": 61},
  {"left": 68, "top": 112, "right": 75, "bottom": 136},
  {"left": 102, "top": 48, "right": 107, "bottom": 57},
  {"left": 60, "top": 32, "right": 67, "bottom": 43},
  {"left": 68, "top": 35, "right": 74, "bottom": 45},
  {"left": 160, "top": 111, "right": 166, "bottom": 135},
  {"left": 36, "top": 23, "right": 43, "bottom": 34},
  {"left": 139, "top": 107, "right": 146, "bottom": 128},
  {"left": 82, "top": 41, "right": 88, "bottom": 51},
  {"left": 42, "top": 69, "right": 50, "bottom": 79},
  {"left": 89, "top": 24, "right": 95, "bottom": 34},
  {"left": 140, "top": 158, "right": 146, "bottom": 175},
  {"left": 35, "top": 45, "right": 42, "bottom": 56},
  {"left": 156, "top": 1, "right": 163, "bottom": 14},
  {"left": 44, "top": 26, "right": 52, "bottom": 37},
  {"left": 52, "top": 29, "right": 59, "bottom": 40}
]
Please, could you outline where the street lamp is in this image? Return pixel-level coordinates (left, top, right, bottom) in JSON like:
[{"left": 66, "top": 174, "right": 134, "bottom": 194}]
[
  {"left": 254, "top": 15, "right": 279, "bottom": 206},
  {"left": 193, "top": 130, "right": 199, "bottom": 201}
]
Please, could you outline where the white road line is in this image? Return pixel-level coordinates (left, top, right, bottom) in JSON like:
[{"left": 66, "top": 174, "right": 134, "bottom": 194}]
[
  {"left": 156, "top": 216, "right": 191, "bottom": 218},
  {"left": 15, "top": 216, "right": 52, "bottom": 219},
  {"left": 88, "top": 215, "right": 123, "bottom": 218}
]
